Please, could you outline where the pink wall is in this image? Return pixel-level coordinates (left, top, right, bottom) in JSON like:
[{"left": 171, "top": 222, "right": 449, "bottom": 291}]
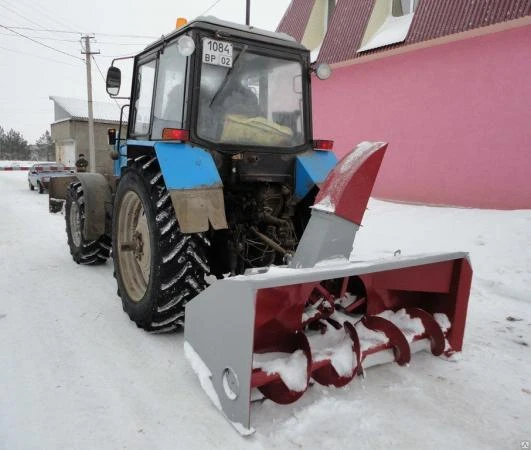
[{"left": 312, "top": 25, "right": 531, "bottom": 209}]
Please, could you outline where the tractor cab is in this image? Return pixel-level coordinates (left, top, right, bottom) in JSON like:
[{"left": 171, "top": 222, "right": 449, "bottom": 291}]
[{"left": 107, "top": 17, "right": 329, "bottom": 154}]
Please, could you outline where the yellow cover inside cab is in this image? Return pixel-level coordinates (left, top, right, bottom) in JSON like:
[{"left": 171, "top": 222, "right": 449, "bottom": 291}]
[{"left": 221, "top": 115, "right": 293, "bottom": 146}]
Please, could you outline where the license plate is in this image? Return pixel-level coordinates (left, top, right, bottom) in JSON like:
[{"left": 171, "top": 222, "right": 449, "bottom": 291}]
[{"left": 202, "top": 38, "right": 233, "bottom": 68}]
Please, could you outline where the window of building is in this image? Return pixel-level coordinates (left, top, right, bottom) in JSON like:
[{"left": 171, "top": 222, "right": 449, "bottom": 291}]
[{"left": 358, "top": 0, "right": 419, "bottom": 53}]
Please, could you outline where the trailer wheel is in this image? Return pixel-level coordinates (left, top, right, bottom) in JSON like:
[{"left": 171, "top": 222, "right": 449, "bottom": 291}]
[
  {"left": 113, "top": 156, "right": 209, "bottom": 333},
  {"left": 65, "top": 181, "right": 111, "bottom": 265}
]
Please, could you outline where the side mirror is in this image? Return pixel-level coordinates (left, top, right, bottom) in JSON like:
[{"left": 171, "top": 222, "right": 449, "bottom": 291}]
[
  {"left": 106, "top": 66, "right": 121, "bottom": 96},
  {"left": 108, "top": 128, "right": 117, "bottom": 145}
]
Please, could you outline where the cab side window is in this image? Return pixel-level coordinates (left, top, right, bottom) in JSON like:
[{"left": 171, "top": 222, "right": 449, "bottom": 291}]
[
  {"left": 152, "top": 43, "right": 188, "bottom": 139},
  {"left": 133, "top": 59, "right": 156, "bottom": 136}
]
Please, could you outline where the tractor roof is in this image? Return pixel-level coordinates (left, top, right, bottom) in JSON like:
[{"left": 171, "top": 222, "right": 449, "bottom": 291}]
[{"left": 142, "top": 16, "right": 308, "bottom": 54}]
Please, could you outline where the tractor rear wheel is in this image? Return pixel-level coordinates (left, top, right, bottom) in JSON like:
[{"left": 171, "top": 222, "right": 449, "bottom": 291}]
[
  {"left": 112, "top": 156, "right": 209, "bottom": 332},
  {"left": 65, "top": 181, "right": 111, "bottom": 265}
]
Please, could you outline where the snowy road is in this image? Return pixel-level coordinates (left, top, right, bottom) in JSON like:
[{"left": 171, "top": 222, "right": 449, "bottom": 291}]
[{"left": 1, "top": 171, "right": 530, "bottom": 450}]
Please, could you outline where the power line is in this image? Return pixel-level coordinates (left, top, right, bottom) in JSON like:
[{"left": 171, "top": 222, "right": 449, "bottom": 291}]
[
  {"left": 0, "top": 44, "right": 82, "bottom": 67},
  {"left": 1, "top": 25, "right": 158, "bottom": 39},
  {"left": 97, "top": 53, "right": 136, "bottom": 59},
  {"left": 199, "top": 0, "right": 224, "bottom": 17},
  {"left": 0, "top": 23, "right": 85, "bottom": 61},
  {"left": 1, "top": 24, "right": 80, "bottom": 34},
  {"left": 95, "top": 32, "right": 159, "bottom": 39},
  {"left": 13, "top": 0, "right": 82, "bottom": 33},
  {"left": 0, "top": 31, "right": 80, "bottom": 42},
  {"left": 0, "top": 0, "right": 47, "bottom": 31},
  {"left": 96, "top": 40, "right": 151, "bottom": 46},
  {"left": 0, "top": 31, "right": 150, "bottom": 45}
]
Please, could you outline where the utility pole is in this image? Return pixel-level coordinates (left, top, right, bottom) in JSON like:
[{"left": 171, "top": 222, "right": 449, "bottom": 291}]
[
  {"left": 246, "top": 0, "right": 250, "bottom": 25},
  {"left": 81, "top": 35, "right": 99, "bottom": 173}
]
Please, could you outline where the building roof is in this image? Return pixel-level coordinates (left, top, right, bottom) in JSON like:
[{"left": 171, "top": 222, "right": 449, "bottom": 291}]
[
  {"left": 49, "top": 96, "right": 125, "bottom": 124},
  {"left": 277, "top": 0, "right": 531, "bottom": 64},
  {"left": 276, "top": 0, "right": 316, "bottom": 42}
]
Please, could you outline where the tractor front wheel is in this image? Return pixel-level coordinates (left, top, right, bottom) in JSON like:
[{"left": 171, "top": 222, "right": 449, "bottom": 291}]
[{"left": 112, "top": 156, "right": 209, "bottom": 332}]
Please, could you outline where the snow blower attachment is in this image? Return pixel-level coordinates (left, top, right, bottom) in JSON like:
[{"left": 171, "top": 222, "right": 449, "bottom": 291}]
[{"left": 184, "top": 142, "right": 472, "bottom": 434}]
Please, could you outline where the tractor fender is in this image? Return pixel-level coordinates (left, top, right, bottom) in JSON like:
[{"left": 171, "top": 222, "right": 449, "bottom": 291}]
[
  {"left": 74, "top": 173, "right": 112, "bottom": 240},
  {"left": 154, "top": 142, "right": 228, "bottom": 233}
]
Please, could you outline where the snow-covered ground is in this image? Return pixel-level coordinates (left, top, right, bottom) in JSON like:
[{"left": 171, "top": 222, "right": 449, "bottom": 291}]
[{"left": 1, "top": 170, "right": 530, "bottom": 450}]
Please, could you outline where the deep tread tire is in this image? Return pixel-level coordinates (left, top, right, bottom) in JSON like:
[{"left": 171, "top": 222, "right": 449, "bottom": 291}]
[
  {"left": 113, "top": 156, "right": 209, "bottom": 332},
  {"left": 65, "top": 182, "right": 111, "bottom": 265}
]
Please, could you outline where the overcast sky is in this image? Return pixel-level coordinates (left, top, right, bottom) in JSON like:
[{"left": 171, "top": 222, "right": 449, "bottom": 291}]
[{"left": 0, "top": 0, "right": 291, "bottom": 143}]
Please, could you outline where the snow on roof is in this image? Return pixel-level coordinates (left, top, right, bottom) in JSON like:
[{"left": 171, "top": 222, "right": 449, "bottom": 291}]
[
  {"left": 357, "top": 14, "right": 415, "bottom": 53},
  {"left": 49, "top": 96, "right": 124, "bottom": 123},
  {"left": 279, "top": 0, "right": 531, "bottom": 64}
]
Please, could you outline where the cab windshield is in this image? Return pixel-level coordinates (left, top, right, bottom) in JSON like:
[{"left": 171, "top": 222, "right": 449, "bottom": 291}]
[{"left": 196, "top": 39, "right": 306, "bottom": 148}]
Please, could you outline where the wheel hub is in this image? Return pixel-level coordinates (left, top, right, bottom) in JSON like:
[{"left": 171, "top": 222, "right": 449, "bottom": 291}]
[
  {"left": 133, "top": 231, "right": 143, "bottom": 258},
  {"left": 69, "top": 201, "right": 82, "bottom": 247},
  {"left": 117, "top": 190, "right": 152, "bottom": 302}
]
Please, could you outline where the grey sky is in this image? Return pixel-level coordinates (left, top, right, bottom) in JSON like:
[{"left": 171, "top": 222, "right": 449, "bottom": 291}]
[{"left": 0, "top": 0, "right": 291, "bottom": 143}]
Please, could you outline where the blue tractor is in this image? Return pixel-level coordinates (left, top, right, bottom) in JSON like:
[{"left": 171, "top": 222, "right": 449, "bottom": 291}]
[
  {"left": 58, "top": 18, "right": 473, "bottom": 432},
  {"left": 63, "top": 17, "right": 337, "bottom": 332}
]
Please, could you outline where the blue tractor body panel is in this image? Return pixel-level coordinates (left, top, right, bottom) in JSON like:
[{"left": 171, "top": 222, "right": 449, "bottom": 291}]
[
  {"left": 294, "top": 150, "right": 337, "bottom": 200},
  {"left": 115, "top": 140, "right": 337, "bottom": 200},
  {"left": 153, "top": 142, "right": 222, "bottom": 189},
  {"left": 115, "top": 140, "right": 222, "bottom": 190}
]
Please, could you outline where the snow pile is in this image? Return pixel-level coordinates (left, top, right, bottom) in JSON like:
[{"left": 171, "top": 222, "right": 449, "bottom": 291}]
[
  {"left": 329, "top": 310, "right": 390, "bottom": 352},
  {"left": 253, "top": 351, "right": 308, "bottom": 392},
  {"left": 303, "top": 308, "right": 454, "bottom": 378},
  {"left": 354, "top": 321, "right": 389, "bottom": 351},
  {"left": 434, "top": 312, "right": 452, "bottom": 332},
  {"left": 307, "top": 326, "right": 355, "bottom": 378},
  {"left": 378, "top": 309, "right": 425, "bottom": 343},
  {"left": 358, "top": 14, "right": 414, "bottom": 52},
  {"left": 301, "top": 303, "right": 320, "bottom": 324}
]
